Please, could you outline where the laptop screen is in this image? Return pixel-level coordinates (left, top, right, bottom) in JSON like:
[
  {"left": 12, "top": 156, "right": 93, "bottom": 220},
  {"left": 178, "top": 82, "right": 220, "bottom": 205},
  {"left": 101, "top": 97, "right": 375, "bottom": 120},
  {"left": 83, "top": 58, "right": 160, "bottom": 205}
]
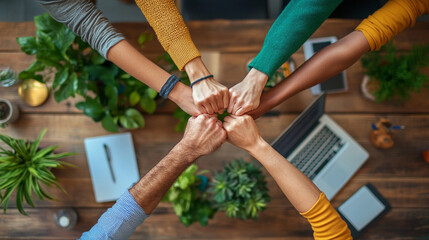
[{"left": 271, "top": 94, "right": 325, "bottom": 157}]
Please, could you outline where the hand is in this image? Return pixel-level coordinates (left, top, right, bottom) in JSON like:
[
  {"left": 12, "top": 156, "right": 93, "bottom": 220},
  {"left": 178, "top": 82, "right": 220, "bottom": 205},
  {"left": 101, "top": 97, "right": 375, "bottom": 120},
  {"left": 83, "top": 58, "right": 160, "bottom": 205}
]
[
  {"left": 228, "top": 68, "right": 268, "bottom": 116},
  {"left": 223, "top": 115, "right": 264, "bottom": 152},
  {"left": 179, "top": 114, "right": 227, "bottom": 158},
  {"left": 172, "top": 83, "right": 203, "bottom": 116},
  {"left": 192, "top": 78, "right": 229, "bottom": 114},
  {"left": 246, "top": 90, "right": 273, "bottom": 119},
  {"left": 184, "top": 57, "right": 229, "bottom": 114}
]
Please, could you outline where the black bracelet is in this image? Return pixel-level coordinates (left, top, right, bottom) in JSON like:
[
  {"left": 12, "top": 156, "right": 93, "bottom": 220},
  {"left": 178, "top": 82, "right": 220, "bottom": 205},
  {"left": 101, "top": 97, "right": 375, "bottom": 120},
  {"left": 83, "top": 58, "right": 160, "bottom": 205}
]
[
  {"left": 190, "top": 74, "right": 214, "bottom": 88},
  {"left": 159, "top": 74, "right": 180, "bottom": 99}
]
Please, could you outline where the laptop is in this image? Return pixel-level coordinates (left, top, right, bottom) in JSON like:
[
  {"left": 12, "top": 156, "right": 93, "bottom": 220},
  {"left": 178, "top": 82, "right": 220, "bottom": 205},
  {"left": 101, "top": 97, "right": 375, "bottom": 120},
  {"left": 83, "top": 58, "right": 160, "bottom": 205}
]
[{"left": 271, "top": 94, "right": 369, "bottom": 200}]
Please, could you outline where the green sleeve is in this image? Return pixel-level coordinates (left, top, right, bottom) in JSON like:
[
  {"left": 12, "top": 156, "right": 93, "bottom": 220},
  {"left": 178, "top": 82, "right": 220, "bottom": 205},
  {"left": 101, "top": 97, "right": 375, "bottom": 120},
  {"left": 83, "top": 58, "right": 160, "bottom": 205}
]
[{"left": 249, "top": 0, "right": 342, "bottom": 78}]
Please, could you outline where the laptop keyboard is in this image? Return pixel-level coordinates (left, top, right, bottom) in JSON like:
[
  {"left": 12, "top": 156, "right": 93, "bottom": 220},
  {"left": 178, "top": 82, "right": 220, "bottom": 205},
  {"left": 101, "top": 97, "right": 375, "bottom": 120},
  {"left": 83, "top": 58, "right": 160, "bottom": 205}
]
[{"left": 290, "top": 126, "right": 344, "bottom": 180}]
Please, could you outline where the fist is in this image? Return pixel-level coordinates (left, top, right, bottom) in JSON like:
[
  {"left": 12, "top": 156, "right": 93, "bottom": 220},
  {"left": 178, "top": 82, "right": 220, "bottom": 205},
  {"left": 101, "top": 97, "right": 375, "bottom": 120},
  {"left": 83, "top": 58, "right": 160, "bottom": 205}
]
[
  {"left": 193, "top": 78, "right": 229, "bottom": 114},
  {"left": 223, "top": 115, "right": 263, "bottom": 151},
  {"left": 181, "top": 114, "right": 227, "bottom": 157}
]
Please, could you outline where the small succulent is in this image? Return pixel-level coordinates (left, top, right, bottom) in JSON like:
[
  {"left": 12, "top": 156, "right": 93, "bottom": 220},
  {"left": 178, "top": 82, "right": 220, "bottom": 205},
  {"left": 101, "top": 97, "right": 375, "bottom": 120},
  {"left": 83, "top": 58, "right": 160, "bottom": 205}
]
[{"left": 209, "top": 159, "right": 270, "bottom": 220}]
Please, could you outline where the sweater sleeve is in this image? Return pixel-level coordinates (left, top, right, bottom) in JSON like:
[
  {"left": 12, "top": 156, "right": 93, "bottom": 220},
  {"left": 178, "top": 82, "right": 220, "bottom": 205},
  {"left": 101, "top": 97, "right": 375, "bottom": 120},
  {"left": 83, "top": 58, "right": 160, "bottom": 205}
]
[
  {"left": 300, "top": 192, "right": 352, "bottom": 240},
  {"left": 35, "top": 0, "right": 124, "bottom": 59},
  {"left": 248, "top": 0, "right": 342, "bottom": 78},
  {"left": 134, "top": 0, "right": 200, "bottom": 70},
  {"left": 355, "top": 0, "right": 429, "bottom": 51},
  {"left": 79, "top": 190, "right": 149, "bottom": 240}
]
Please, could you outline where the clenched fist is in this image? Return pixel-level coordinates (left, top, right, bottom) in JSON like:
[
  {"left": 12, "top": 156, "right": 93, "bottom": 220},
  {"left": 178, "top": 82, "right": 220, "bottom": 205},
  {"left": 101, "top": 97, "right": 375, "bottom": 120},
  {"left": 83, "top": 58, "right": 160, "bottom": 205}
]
[
  {"left": 179, "top": 114, "right": 227, "bottom": 159},
  {"left": 223, "top": 115, "right": 264, "bottom": 152}
]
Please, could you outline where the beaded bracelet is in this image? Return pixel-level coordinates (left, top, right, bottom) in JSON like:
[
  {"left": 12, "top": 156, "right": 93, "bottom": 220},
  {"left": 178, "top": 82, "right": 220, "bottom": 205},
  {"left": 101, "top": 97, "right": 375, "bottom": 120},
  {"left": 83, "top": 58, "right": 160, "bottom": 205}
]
[
  {"left": 190, "top": 74, "right": 214, "bottom": 88},
  {"left": 159, "top": 74, "right": 180, "bottom": 99}
]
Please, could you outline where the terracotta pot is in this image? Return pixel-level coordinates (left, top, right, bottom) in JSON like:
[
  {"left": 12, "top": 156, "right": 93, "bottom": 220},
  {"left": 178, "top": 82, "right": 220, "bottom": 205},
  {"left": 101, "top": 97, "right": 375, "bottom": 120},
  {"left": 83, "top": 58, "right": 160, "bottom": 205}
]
[{"left": 0, "top": 98, "right": 19, "bottom": 125}]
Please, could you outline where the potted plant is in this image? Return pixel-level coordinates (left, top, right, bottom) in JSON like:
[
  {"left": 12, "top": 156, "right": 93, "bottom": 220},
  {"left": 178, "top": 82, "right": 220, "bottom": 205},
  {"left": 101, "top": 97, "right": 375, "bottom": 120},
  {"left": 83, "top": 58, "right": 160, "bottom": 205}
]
[
  {"left": 361, "top": 42, "right": 429, "bottom": 102},
  {"left": 0, "top": 128, "right": 75, "bottom": 215},
  {"left": 209, "top": 159, "right": 270, "bottom": 220},
  {"left": 0, "top": 99, "right": 20, "bottom": 128},
  {"left": 162, "top": 164, "right": 216, "bottom": 226},
  {"left": 16, "top": 14, "right": 158, "bottom": 132}
]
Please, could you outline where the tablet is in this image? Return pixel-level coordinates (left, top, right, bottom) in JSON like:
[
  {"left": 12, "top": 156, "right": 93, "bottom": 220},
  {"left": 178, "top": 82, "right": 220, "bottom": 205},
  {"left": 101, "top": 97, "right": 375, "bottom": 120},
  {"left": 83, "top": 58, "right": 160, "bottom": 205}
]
[
  {"left": 337, "top": 184, "right": 391, "bottom": 239},
  {"left": 303, "top": 36, "right": 348, "bottom": 95}
]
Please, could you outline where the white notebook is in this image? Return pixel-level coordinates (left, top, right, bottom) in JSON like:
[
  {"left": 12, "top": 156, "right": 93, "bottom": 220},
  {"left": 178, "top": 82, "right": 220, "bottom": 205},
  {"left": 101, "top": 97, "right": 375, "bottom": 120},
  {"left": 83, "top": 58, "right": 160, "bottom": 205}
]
[{"left": 84, "top": 133, "right": 140, "bottom": 202}]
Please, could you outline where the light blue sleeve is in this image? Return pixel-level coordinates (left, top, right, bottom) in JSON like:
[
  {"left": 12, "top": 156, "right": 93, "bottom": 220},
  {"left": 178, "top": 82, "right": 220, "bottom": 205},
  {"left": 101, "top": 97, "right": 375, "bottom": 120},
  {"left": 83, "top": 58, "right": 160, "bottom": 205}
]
[
  {"left": 79, "top": 190, "right": 149, "bottom": 240},
  {"left": 35, "top": 0, "right": 125, "bottom": 58}
]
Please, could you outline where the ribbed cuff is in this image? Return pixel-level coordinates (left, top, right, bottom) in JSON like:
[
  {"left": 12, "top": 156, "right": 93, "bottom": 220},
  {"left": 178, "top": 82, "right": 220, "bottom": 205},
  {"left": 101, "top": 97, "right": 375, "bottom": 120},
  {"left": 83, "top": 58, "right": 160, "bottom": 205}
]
[{"left": 248, "top": 48, "right": 281, "bottom": 79}]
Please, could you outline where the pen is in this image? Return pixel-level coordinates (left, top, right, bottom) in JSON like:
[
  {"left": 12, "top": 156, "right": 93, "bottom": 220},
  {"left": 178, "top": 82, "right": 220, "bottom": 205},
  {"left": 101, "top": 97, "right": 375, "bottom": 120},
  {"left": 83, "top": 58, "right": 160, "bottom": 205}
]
[{"left": 103, "top": 144, "right": 116, "bottom": 183}]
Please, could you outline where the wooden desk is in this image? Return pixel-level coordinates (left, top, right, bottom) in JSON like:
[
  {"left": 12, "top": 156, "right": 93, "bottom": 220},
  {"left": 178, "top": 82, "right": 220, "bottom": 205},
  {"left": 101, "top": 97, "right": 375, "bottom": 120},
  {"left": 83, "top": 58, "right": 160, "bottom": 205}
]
[{"left": 0, "top": 19, "right": 428, "bottom": 239}]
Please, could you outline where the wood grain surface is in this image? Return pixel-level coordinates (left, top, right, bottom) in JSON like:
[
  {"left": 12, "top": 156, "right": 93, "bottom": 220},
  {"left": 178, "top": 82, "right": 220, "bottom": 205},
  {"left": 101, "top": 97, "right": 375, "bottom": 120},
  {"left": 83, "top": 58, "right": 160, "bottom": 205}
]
[{"left": 0, "top": 19, "right": 428, "bottom": 239}]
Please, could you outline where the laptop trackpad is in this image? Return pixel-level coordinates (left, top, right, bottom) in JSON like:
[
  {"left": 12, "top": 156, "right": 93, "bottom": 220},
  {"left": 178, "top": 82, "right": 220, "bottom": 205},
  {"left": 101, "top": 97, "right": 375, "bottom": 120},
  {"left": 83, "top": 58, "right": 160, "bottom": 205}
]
[{"left": 321, "top": 164, "right": 349, "bottom": 192}]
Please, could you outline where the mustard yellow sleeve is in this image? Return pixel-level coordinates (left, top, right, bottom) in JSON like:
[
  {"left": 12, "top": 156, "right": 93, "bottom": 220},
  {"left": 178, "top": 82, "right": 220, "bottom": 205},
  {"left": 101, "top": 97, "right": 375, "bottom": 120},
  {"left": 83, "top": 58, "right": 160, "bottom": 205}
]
[
  {"left": 355, "top": 0, "right": 429, "bottom": 51},
  {"left": 300, "top": 192, "right": 352, "bottom": 240},
  {"left": 134, "top": 0, "right": 201, "bottom": 70}
]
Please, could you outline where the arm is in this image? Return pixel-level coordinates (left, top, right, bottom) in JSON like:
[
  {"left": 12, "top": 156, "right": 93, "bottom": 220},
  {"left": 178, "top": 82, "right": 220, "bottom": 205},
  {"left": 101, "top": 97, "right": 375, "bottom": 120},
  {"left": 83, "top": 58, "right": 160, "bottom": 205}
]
[
  {"left": 249, "top": 0, "right": 429, "bottom": 119},
  {"left": 36, "top": 0, "right": 200, "bottom": 115},
  {"left": 134, "top": 0, "right": 229, "bottom": 114},
  {"left": 228, "top": 0, "right": 342, "bottom": 115},
  {"left": 223, "top": 115, "right": 320, "bottom": 211},
  {"left": 249, "top": 31, "right": 369, "bottom": 119},
  {"left": 80, "top": 114, "right": 226, "bottom": 239},
  {"left": 223, "top": 115, "right": 351, "bottom": 239}
]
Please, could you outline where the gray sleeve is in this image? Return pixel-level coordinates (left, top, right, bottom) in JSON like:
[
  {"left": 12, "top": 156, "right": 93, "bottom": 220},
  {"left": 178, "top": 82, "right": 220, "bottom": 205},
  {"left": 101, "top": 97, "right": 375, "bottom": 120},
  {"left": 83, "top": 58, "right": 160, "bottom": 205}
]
[{"left": 35, "top": 0, "right": 125, "bottom": 58}]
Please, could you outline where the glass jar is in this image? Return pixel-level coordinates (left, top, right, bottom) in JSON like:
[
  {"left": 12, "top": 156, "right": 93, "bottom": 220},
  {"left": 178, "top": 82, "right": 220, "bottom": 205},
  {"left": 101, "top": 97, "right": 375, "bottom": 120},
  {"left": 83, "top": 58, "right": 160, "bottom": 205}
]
[
  {"left": 53, "top": 208, "right": 78, "bottom": 230},
  {"left": 0, "top": 68, "right": 19, "bottom": 87}
]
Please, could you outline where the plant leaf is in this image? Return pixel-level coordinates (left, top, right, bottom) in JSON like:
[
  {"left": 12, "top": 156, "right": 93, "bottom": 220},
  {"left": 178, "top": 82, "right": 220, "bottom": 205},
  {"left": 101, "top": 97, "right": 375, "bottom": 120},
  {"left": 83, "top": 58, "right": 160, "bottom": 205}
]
[
  {"left": 30, "top": 128, "right": 47, "bottom": 156},
  {"left": 53, "top": 67, "right": 69, "bottom": 89},
  {"left": 16, "top": 36, "right": 38, "bottom": 55},
  {"left": 101, "top": 113, "right": 119, "bottom": 132},
  {"left": 140, "top": 95, "right": 156, "bottom": 114},
  {"left": 119, "top": 109, "right": 145, "bottom": 129},
  {"left": 129, "top": 91, "right": 140, "bottom": 107}
]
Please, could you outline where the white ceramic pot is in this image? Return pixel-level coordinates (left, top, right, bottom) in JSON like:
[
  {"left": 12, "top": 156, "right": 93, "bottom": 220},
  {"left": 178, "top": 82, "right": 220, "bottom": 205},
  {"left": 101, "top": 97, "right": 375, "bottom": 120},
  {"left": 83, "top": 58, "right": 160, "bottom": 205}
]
[
  {"left": 361, "top": 75, "right": 376, "bottom": 101},
  {"left": 0, "top": 99, "right": 20, "bottom": 125}
]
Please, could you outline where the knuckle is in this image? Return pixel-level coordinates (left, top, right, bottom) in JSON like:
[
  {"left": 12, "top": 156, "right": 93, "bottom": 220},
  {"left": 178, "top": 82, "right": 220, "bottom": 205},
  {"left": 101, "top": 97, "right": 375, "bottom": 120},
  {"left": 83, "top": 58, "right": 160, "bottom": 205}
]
[{"left": 243, "top": 115, "right": 251, "bottom": 120}]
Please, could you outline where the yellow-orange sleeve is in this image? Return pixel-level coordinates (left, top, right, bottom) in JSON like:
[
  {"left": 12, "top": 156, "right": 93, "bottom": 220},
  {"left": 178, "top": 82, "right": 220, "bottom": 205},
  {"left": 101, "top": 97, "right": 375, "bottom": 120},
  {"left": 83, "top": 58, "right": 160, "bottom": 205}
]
[
  {"left": 355, "top": 0, "right": 429, "bottom": 51},
  {"left": 134, "top": 0, "right": 201, "bottom": 70},
  {"left": 300, "top": 192, "right": 352, "bottom": 240}
]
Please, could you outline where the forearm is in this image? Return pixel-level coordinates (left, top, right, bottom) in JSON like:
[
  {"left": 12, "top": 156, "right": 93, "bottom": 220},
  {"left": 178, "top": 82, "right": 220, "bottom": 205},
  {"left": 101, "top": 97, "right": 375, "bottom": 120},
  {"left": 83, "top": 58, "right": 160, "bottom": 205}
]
[
  {"left": 36, "top": 0, "right": 124, "bottom": 58},
  {"left": 250, "top": 31, "right": 370, "bottom": 119},
  {"left": 129, "top": 142, "right": 197, "bottom": 214},
  {"left": 249, "top": 0, "right": 342, "bottom": 78},
  {"left": 248, "top": 140, "right": 320, "bottom": 213},
  {"left": 106, "top": 40, "right": 192, "bottom": 105},
  {"left": 184, "top": 57, "right": 211, "bottom": 82}
]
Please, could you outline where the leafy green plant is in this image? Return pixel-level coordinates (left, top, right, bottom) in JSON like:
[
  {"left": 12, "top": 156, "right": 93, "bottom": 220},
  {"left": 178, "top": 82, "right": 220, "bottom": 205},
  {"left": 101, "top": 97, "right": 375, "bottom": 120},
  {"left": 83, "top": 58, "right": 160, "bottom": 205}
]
[
  {"left": 162, "top": 164, "right": 216, "bottom": 226},
  {"left": 209, "top": 159, "right": 270, "bottom": 220},
  {"left": 0, "top": 129, "right": 75, "bottom": 215},
  {"left": 16, "top": 13, "right": 158, "bottom": 132},
  {"left": 361, "top": 42, "right": 429, "bottom": 102}
]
